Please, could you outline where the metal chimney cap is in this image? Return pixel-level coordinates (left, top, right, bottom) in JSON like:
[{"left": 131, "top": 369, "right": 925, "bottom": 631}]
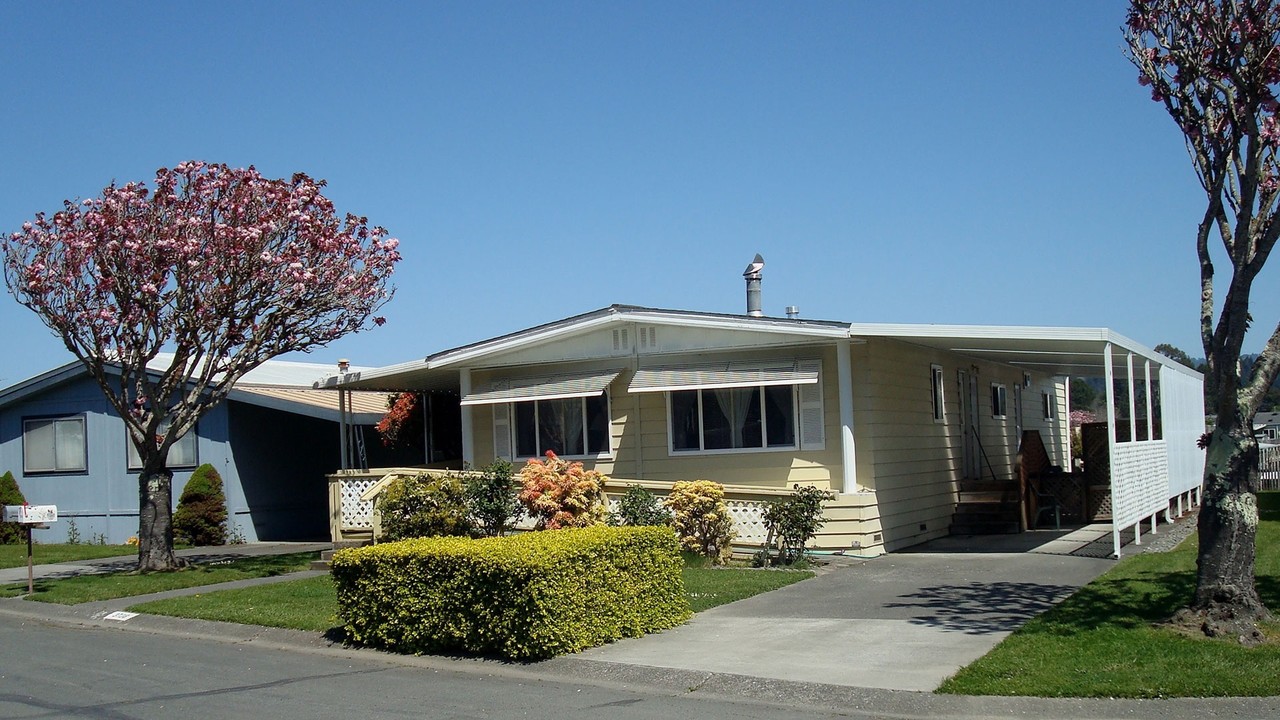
[
  {"left": 742, "top": 253, "right": 764, "bottom": 278},
  {"left": 785, "top": 305, "right": 800, "bottom": 318}
]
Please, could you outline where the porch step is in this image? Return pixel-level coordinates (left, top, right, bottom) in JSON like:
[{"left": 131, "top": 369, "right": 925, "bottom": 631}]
[
  {"left": 308, "top": 541, "right": 371, "bottom": 571},
  {"left": 951, "top": 478, "right": 1022, "bottom": 535}
]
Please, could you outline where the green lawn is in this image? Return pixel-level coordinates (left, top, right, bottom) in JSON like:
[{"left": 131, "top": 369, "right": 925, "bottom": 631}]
[
  {"left": 0, "top": 552, "right": 320, "bottom": 604},
  {"left": 0, "top": 543, "right": 135, "bottom": 569},
  {"left": 938, "top": 492, "right": 1280, "bottom": 698},
  {"left": 131, "top": 559, "right": 813, "bottom": 631}
]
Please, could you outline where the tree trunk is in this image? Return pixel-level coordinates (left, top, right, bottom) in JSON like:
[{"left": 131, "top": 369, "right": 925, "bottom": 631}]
[
  {"left": 1175, "top": 423, "right": 1272, "bottom": 644},
  {"left": 137, "top": 464, "right": 184, "bottom": 571}
]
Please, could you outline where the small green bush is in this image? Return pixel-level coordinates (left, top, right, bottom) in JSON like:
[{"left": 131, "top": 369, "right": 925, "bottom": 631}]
[
  {"left": 465, "top": 460, "right": 521, "bottom": 537},
  {"left": 610, "top": 485, "right": 671, "bottom": 527},
  {"left": 0, "top": 471, "right": 27, "bottom": 544},
  {"left": 331, "top": 525, "right": 691, "bottom": 660},
  {"left": 756, "top": 485, "right": 833, "bottom": 566},
  {"left": 173, "top": 464, "right": 227, "bottom": 547},
  {"left": 378, "top": 472, "right": 474, "bottom": 541},
  {"left": 665, "top": 480, "right": 736, "bottom": 564}
]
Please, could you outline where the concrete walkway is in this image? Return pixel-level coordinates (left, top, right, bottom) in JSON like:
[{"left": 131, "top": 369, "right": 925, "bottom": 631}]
[{"left": 0, "top": 541, "right": 330, "bottom": 584}]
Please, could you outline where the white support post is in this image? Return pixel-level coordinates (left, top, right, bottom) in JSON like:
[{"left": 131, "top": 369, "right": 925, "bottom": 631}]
[
  {"left": 1135, "top": 520, "right": 1142, "bottom": 545},
  {"left": 836, "top": 340, "right": 858, "bottom": 494},
  {"left": 339, "top": 387, "right": 349, "bottom": 470},
  {"left": 1105, "top": 342, "right": 1121, "bottom": 558},
  {"left": 1126, "top": 352, "right": 1137, "bottom": 443},
  {"left": 460, "top": 369, "right": 474, "bottom": 468},
  {"left": 1151, "top": 513, "right": 1158, "bottom": 534},
  {"left": 1144, "top": 359, "right": 1154, "bottom": 442}
]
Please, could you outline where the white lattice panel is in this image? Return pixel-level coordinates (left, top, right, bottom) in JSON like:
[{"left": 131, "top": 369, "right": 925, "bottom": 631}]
[
  {"left": 1111, "top": 441, "right": 1169, "bottom": 528},
  {"left": 341, "top": 478, "right": 378, "bottom": 529},
  {"left": 725, "top": 499, "right": 769, "bottom": 543}
]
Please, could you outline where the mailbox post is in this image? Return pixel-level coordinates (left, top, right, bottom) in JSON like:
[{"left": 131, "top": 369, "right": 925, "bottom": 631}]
[{"left": 3, "top": 504, "right": 58, "bottom": 594}]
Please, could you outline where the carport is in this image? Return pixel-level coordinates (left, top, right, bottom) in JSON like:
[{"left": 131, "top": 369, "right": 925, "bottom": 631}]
[{"left": 845, "top": 324, "right": 1207, "bottom": 557}]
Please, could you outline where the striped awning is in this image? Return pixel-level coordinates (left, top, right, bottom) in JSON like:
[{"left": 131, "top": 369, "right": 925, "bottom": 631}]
[
  {"left": 628, "top": 360, "right": 819, "bottom": 393},
  {"left": 459, "top": 369, "right": 622, "bottom": 406}
]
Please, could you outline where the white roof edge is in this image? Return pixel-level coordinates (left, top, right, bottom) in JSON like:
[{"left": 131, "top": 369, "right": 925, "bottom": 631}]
[
  {"left": 315, "top": 358, "right": 431, "bottom": 389},
  {"left": 417, "top": 308, "right": 848, "bottom": 370},
  {"left": 845, "top": 323, "right": 1203, "bottom": 379}
]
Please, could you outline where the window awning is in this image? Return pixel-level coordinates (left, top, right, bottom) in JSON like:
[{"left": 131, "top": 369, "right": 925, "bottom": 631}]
[
  {"left": 459, "top": 369, "right": 622, "bottom": 406},
  {"left": 628, "top": 360, "right": 819, "bottom": 393}
]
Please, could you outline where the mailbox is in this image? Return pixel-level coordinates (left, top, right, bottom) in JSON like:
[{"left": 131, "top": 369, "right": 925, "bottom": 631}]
[{"left": 2, "top": 505, "right": 58, "bottom": 524}]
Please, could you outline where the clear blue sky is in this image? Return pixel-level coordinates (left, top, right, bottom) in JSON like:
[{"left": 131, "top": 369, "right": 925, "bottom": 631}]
[{"left": 1, "top": 1, "right": 1273, "bottom": 385}]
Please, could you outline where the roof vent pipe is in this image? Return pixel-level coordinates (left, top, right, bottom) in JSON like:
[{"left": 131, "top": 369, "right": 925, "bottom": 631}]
[
  {"left": 743, "top": 253, "right": 764, "bottom": 317},
  {"left": 785, "top": 305, "right": 799, "bottom": 319}
]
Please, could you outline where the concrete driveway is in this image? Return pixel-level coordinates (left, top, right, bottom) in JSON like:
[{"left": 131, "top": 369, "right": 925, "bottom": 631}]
[{"left": 580, "top": 535, "right": 1115, "bottom": 691}]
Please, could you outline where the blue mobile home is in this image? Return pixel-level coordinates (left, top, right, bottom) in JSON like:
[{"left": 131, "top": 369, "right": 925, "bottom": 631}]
[{"left": 0, "top": 358, "right": 399, "bottom": 544}]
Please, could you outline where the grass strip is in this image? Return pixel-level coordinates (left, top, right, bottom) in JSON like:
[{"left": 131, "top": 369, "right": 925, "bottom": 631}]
[
  {"left": 938, "top": 492, "right": 1280, "bottom": 698},
  {"left": 131, "top": 560, "right": 813, "bottom": 630},
  {"left": 0, "top": 543, "right": 136, "bottom": 569},
  {"left": 0, "top": 552, "right": 319, "bottom": 604}
]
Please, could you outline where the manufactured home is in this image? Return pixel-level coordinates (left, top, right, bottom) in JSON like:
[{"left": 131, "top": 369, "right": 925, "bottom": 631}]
[{"left": 322, "top": 300, "right": 1206, "bottom": 557}]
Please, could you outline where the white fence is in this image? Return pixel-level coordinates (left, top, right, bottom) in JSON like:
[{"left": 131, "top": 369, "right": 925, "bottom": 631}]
[{"left": 1263, "top": 445, "right": 1280, "bottom": 491}]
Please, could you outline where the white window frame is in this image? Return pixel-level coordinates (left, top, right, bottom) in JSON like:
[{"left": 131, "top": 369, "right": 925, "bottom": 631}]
[
  {"left": 991, "top": 383, "right": 1008, "bottom": 420},
  {"left": 930, "top": 364, "right": 945, "bottom": 423},
  {"left": 1042, "top": 391, "right": 1056, "bottom": 421},
  {"left": 665, "top": 384, "right": 802, "bottom": 456},
  {"left": 22, "top": 415, "right": 88, "bottom": 474},
  {"left": 126, "top": 421, "right": 199, "bottom": 471},
  {"left": 506, "top": 393, "right": 612, "bottom": 460}
]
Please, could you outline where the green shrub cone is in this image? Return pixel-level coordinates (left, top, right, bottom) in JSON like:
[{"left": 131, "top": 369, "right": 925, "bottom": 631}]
[
  {"left": 173, "top": 464, "right": 228, "bottom": 546},
  {"left": 0, "top": 471, "right": 27, "bottom": 544}
]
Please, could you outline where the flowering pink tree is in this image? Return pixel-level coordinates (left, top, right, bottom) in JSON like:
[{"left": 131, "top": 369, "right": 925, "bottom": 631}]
[
  {"left": 1126, "top": 1, "right": 1280, "bottom": 641},
  {"left": 2, "top": 162, "right": 400, "bottom": 570}
]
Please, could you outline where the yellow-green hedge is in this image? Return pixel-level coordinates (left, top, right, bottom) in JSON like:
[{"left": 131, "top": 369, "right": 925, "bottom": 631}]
[{"left": 331, "top": 525, "right": 691, "bottom": 659}]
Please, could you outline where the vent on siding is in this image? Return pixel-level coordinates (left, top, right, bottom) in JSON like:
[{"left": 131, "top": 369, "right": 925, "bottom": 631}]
[
  {"left": 638, "top": 326, "right": 657, "bottom": 350},
  {"left": 612, "top": 328, "right": 630, "bottom": 351}
]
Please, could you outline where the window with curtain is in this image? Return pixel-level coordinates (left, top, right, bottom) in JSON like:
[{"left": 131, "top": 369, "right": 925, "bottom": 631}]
[
  {"left": 23, "top": 416, "right": 87, "bottom": 473},
  {"left": 669, "top": 385, "right": 796, "bottom": 453},
  {"left": 127, "top": 421, "right": 198, "bottom": 470},
  {"left": 513, "top": 394, "right": 609, "bottom": 458}
]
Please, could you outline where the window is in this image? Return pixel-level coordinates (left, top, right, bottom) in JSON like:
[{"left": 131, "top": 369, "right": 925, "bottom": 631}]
[
  {"left": 669, "top": 385, "right": 797, "bottom": 453},
  {"left": 127, "top": 421, "right": 198, "bottom": 470},
  {"left": 991, "top": 384, "right": 1008, "bottom": 419},
  {"left": 930, "top": 365, "right": 945, "bottom": 423},
  {"left": 1042, "top": 391, "right": 1056, "bottom": 421},
  {"left": 512, "top": 394, "right": 609, "bottom": 458},
  {"left": 23, "top": 416, "right": 87, "bottom": 473}
]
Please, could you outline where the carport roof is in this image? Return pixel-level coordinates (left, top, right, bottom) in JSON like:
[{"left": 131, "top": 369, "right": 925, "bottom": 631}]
[{"left": 844, "top": 323, "right": 1202, "bottom": 379}]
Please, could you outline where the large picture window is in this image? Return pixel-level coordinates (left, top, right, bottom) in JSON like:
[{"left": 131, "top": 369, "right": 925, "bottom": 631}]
[
  {"left": 23, "top": 416, "right": 87, "bottom": 474},
  {"left": 669, "top": 385, "right": 797, "bottom": 452},
  {"left": 127, "top": 421, "right": 198, "bottom": 470},
  {"left": 513, "top": 394, "right": 609, "bottom": 458}
]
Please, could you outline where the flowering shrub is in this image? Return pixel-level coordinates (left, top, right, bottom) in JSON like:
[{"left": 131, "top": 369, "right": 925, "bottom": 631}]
[
  {"left": 517, "top": 451, "right": 609, "bottom": 530},
  {"left": 376, "top": 392, "right": 422, "bottom": 448},
  {"left": 665, "top": 480, "right": 736, "bottom": 564},
  {"left": 1069, "top": 409, "right": 1096, "bottom": 430}
]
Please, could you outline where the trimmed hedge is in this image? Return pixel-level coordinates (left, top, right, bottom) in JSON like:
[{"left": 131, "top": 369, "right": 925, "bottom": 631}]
[{"left": 331, "top": 525, "right": 691, "bottom": 659}]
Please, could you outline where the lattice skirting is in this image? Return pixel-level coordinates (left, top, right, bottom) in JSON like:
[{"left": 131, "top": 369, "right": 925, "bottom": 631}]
[
  {"left": 1088, "top": 485, "right": 1112, "bottom": 521},
  {"left": 340, "top": 478, "right": 378, "bottom": 529}
]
